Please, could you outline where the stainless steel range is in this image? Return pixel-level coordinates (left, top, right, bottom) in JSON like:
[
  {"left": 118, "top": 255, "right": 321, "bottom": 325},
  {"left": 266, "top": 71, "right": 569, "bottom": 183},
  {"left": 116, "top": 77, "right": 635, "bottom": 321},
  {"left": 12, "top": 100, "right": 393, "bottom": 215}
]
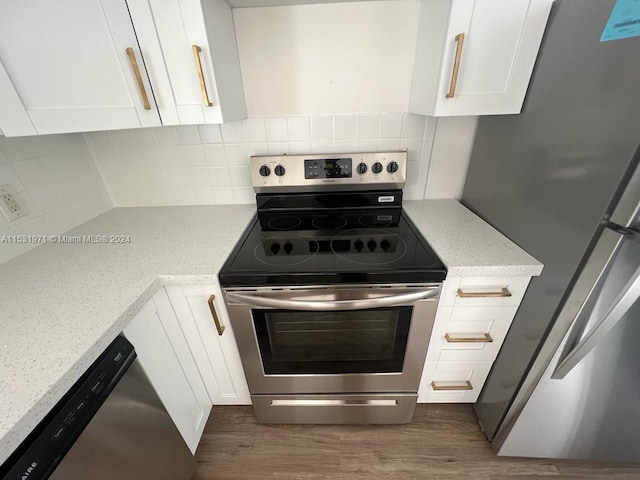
[{"left": 219, "top": 152, "right": 446, "bottom": 424}]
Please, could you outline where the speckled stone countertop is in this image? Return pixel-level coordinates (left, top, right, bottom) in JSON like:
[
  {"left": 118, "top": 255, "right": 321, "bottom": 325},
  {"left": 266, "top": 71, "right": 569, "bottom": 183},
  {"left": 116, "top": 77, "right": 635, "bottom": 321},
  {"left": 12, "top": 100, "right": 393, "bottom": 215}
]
[
  {"left": 404, "top": 199, "right": 543, "bottom": 277},
  {"left": 0, "top": 204, "right": 254, "bottom": 464},
  {"left": 0, "top": 199, "right": 542, "bottom": 465}
]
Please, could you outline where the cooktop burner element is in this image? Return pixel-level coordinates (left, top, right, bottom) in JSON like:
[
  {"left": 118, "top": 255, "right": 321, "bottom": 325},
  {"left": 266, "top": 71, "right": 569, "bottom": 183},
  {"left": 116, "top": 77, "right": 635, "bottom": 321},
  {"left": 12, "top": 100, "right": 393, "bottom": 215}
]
[{"left": 219, "top": 152, "right": 447, "bottom": 287}]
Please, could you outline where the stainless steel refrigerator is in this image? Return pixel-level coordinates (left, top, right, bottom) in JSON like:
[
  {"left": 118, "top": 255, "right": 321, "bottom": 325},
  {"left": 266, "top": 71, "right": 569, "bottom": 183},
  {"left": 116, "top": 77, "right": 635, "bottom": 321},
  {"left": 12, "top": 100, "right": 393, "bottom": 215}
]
[{"left": 462, "top": 0, "right": 640, "bottom": 462}]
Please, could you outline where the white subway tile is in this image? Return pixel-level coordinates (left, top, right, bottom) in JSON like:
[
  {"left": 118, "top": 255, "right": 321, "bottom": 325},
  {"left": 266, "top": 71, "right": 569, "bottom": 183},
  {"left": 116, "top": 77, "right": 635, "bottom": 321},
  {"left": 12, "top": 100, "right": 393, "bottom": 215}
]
[
  {"left": 192, "top": 187, "right": 216, "bottom": 205},
  {"left": 356, "top": 139, "right": 378, "bottom": 152},
  {"left": 399, "top": 137, "right": 423, "bottom": 163},
  {"left": 204, "top": 144, "right": 226, "bottom": 166},
  {"left": 167, "top": 168, "right": 191, "bottom": 188},
  {"left": 232, "top": 186, "right": 255, "bottom": 204},
  {"left": 12, "top": 158, "right": 47, "bottom": 189},
  {"left": 288, "top": 141, "right": 312, "bottom": 154},
  {"left": 228, "top": 166, "right": 251, "bottom": 186},
  {"left": 246, "top": 143, "right": 269, "bottom": 157},
  {"left": 30, "top": 134, "right": 84, "bottom": 156},
  {"left": 224, "top": 144, "right": 248, "bottom": 166},
  {"left": 26, "top": 184, "right": 63, "bottom": 215},
  {"left": 264, "top": 118, "right": 288, "bottom": 142},
  {"left": 160, "top": 145, "right": 184, "bottom": 168},
  {"left": 133, "top": 128, "right": 157, "bottom": 146},
  {"left": 213, "top": 187, "right": 235, "bottom": 204},
  {"left": 84, "top": 131, "right": 114, "bottom": 148},
  {"left": 0, "top": 148, "right": 8, "bottom": 164},
  {"left": 357, "top": 114, "right": 380, "bottom": 139},
  {"left": 334, "top": 116, "right": 357, "bottom": 140},
  {"left": 43, "top": 208, "right": 76, "bottom": 236},
  {"left": 379, "top": 113, "right": 403, "bottom": 138},
  {"left": 181, "top": 145, "right": 205, "bottom": 167},
  {"left": 188, "top": 167, "right": 211, "bottom": 187},
  {"left": 287, "top": 117, "right": 310, "bottom": 141},
  {"left": 154, "top": 126, "right": 179, "bottom": 145},
  {"left": 208, "top": 167, "right": 231, "bottom": 187},
  {"left": 171, "top": 188, "right": 195, "bottom": 205},
  {"left": 155, "top": 189, "right": 176, "bottom": 206},
  {"left": 267, "top": 142, "right": 289, "bottom": 155},
  {"left": 139, "top": 146, "right": 162, "bottom": 168},
  {"left": 221, "top": 121, "right": 245, "bottom": 143},
  {"left": 148, "top": 168, "right": 172, "bottom": 189},
  {"left": 0, "top": 137, "right": 37, "bottom": 161},
  {"left": 41, "top": 153, "right": 71, "bottom": 183},
  {"left": 116, "top": 147, "right": 143, "bottom": 170},
  {"left": 133, "top": 189, "right": 161, "bottom": 207},
  {"left": 108, "top": 189, "right": 137, "bottom": 207},
  {"left": 310, "top": 141, "right": 334, "bottom": 153},
  {"left": 0, "top": 164, "right": 25, "bottom": 191},
  {"left": 310, "top": 116, "right": 334, "bottom": 141},
  {"left": 378, "top": 138, "right": 401, "bottom": 151},
  {"left": 198, "top": 124, "right": 223, "bottom": 144},
  {"left": 334, "top": 140, "right": 357, "bottom": 153},
  {"left": 401, "top": 113, "right": 427, "bottom": 138},
  {"left": 176, "top": 125, "right": 201, "bottom": 145},
  {"left": 110, "top": 129, "right": 137, "bottom": 147},
  {"left": 14, "top": 217, "right": 48, "bottom": 237},
  {"left": 244, "top": 118, "right": 267, "bottom": 142}
]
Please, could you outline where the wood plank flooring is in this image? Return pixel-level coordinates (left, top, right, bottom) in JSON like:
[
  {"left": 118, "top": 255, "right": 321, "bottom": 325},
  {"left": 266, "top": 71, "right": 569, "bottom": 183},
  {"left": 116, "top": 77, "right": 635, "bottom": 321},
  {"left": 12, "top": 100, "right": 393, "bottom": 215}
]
[{"left": 193, "top": 405, "right": 640, "bottom": 480}]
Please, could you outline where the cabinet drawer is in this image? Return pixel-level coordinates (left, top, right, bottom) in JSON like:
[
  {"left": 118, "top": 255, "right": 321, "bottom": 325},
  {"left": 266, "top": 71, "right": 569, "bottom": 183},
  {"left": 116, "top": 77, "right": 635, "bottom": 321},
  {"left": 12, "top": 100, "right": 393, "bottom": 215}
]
[
  {"left": 426, "top": 306, "right": 518, "bottom": 362},
  {"left": 439, "top": 276, "right": 531, "bottom": 308},
  {"left": 418, "top": 360, "right": 493, "bottom": 403}
]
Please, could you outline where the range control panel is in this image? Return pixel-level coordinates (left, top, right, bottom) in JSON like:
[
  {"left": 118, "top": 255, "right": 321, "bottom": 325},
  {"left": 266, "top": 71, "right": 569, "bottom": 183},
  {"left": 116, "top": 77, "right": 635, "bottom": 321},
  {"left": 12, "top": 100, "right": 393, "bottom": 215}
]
[{"left": 250, "top": 152, "right": 406, "bottom": 193}]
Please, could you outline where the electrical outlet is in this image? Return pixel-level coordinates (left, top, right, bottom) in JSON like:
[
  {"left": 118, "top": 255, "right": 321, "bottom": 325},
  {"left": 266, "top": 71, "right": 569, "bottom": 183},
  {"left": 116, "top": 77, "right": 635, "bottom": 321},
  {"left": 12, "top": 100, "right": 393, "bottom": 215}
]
[{"left": 0, "top": 184, "right": 29, "bottom": 221}]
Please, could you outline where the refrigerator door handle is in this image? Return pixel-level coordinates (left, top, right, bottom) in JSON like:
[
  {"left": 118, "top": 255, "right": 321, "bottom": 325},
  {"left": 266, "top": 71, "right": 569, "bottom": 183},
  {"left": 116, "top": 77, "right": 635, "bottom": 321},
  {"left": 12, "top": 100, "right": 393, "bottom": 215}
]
[{"left": 552, "top": 262, "right": 640, "bottom": 379}]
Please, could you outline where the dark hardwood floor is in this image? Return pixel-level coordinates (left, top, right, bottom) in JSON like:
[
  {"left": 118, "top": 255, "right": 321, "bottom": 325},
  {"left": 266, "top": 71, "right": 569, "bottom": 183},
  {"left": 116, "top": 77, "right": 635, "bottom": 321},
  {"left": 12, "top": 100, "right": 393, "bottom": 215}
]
[{"left": 193, "top": 405, "right": 640, "bottom": 480}]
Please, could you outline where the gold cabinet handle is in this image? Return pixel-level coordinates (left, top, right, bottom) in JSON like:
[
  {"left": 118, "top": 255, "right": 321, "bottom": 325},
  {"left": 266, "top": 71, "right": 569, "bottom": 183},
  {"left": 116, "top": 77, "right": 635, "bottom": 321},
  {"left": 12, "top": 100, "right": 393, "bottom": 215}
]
[
  {"left": 457, "top": 287, "right": 512, "bottom": 298},
  {"left": 207, "top": 294, "right": 225, "bottom": 336},
  {"left": 431, "top": 380, "right": 473, "bottom": 391},
  {"left": 125, "top": 47, "right": 151, "bottom": 110},
  {"left": 192, "top": 45, "right": 213, "bottom": 107},
  {"left": 445, "top": 333, "right": 493, "bottom": 343},
  {"left": 445, "top": 32, "right": 465, "bottom": 98}
]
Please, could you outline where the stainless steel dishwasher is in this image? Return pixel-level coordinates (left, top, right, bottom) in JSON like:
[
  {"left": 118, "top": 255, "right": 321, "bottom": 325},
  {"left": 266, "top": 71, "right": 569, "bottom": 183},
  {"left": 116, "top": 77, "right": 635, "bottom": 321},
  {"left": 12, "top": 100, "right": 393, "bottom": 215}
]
[{"left": 0, "top": 336, "right": 195, "bottom": 480}]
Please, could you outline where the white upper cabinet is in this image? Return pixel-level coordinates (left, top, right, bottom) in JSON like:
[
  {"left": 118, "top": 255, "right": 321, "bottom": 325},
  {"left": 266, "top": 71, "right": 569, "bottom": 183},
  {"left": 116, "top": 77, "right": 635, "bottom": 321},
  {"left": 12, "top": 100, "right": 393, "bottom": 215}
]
[
  {"left": 0, "top": 0, "right": 161, "bottom": 136},
  {"left": 409, "top": 0, "right": 553, "bottom": 116},
  {"left": 0, "top": 0, "right": 246, "bottom": 137},
  {"left": 128, "top": 0, "right": 247, "bottom": 125}
]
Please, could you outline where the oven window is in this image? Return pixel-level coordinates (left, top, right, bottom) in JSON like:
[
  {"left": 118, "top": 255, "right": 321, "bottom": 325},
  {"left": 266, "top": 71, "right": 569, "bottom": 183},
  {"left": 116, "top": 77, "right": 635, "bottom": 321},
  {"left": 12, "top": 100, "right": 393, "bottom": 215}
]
[{"left": 253, "top": 307, "right": 413, "bottom": 374}]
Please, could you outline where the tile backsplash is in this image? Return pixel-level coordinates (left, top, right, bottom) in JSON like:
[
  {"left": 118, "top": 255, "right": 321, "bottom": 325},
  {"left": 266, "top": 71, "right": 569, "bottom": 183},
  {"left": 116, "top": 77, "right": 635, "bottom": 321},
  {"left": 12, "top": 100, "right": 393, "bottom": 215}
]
[
  {"left": 0, "top": 134, "right": 112, "bottom": 264},
  {"left": 86, "top": 113, "right": 434, "bottom": 207}
]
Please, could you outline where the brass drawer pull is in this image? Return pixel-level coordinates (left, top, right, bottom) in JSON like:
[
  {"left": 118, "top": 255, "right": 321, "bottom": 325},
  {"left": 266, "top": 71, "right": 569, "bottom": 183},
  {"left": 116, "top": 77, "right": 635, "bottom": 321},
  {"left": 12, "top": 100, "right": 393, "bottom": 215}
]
[
  {"left": 445, "top": 333, "right": 493, "bottom": 343},
  {"left": 456, "top": 287, "right": 512, "bottom": 298},
  {"left": 192, "top": 45, "right": 214, "bottom": 107},
  {"left": 445, "top": 32, "right": 465, "bottom": 98},
  {"left": 431, "top": 380, "right": 473, "bottom": 391},
  {"left": 125, "top": 47, "right": 151, "bottom": 110},
  {"left": 207, "top": 294, "right": 225, "bottom": 336}
]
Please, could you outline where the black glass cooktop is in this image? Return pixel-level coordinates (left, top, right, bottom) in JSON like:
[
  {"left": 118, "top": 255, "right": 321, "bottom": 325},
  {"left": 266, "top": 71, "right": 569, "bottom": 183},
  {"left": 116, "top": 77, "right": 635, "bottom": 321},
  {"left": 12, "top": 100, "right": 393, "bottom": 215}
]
[{"left": 219, "top": 205, "right": 447, "bottom": 287}]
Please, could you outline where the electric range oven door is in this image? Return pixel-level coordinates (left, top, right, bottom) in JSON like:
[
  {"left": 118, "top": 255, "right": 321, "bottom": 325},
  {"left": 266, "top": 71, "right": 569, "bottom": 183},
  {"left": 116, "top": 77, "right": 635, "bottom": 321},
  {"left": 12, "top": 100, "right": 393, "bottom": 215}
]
[{"left": 224, "top": 284, "right": 440, "bottom": 395}]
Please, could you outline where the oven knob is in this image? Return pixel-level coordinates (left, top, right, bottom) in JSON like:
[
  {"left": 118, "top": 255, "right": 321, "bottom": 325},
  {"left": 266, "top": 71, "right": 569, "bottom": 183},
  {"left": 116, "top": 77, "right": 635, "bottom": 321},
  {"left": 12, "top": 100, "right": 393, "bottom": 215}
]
[
  {"left": 275, "top": 165, "right": 286, "bottom": 176},
  {"left": 372, "top": 162, "right": 383, "bottom": 174},
  {"left": 283, "top": 242, "right": 293, "bottom": 254},
  {"left": 354, "top": 240, "right": 364, "bottom": 252},
  {"left": 367, "top": 240, "right": 377, "bottom": 251},
  {"left": 387, "top": 161, "right": 399, "bottom": 173},
  {"left": 381, "top": 239, "right": 390, "bottom": 251},
  {"left": 270, "top": 242, "right": 280, "bottom": 255},
  {"left": 357, "top": 163, "right": 368, "bottom": 174},
  {"left": 259, "top": 165, "right": 271, "bottom": 177}
]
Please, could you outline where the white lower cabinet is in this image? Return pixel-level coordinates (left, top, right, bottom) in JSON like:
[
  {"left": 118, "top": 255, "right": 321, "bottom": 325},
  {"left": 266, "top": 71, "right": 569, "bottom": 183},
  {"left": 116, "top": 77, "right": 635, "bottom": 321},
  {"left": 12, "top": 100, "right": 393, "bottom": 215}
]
[
  {"left": 419, "top": 275, "right": 532, "bottom": 403},
  {"left": 165, "top": 284, "right": 251, "bottom": 405},
  {"left": 123, "top": 289, "right": 211, "bottom": 454}
]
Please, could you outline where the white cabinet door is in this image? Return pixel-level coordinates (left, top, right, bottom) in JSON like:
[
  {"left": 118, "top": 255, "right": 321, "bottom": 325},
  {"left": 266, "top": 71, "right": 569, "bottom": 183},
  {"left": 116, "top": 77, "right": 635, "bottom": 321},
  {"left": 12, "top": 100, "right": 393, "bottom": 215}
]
[
  {"left": 0, "top": 0, "right": 161, "bottom": 136},
  {"left": 123, "top": 290, "right": 211, "bottom": 454},
  {"left": 166, "top": 284, "right": 251, "bottom": 405},
  {"left": 409, "top": 0, "right": 553, "bottom": 116},
  {"left": 128, "top": 0, "right": 247, "bottom": 125}
]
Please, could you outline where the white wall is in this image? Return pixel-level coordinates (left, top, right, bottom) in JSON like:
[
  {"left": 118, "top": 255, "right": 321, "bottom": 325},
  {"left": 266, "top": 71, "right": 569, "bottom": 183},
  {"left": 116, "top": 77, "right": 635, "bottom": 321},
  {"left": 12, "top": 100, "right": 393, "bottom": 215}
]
[
  {"left": 424, "top": 116, "right": 478, "bottom": 199},
  {"left": 0, "top": 134, "right": 112, "bottom": 264},
  {"left": 86, "top": 113, "right": 433, "bottom": 206},
  {"left": 233, "top": 1, "right": 419, "bottom": 116}
]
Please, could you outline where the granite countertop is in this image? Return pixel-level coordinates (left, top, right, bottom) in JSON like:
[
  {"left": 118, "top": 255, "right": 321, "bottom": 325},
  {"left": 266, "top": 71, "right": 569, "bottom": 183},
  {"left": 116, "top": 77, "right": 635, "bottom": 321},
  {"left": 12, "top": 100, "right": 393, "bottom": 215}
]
[{"left": 0, "top": 199, "right": 542, "bottom": 464}]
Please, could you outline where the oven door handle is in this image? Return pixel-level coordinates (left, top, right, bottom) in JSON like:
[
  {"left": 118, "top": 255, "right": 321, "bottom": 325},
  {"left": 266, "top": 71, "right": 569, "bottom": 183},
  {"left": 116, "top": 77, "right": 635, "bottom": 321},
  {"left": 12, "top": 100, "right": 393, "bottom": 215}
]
[{"left": 225, "top": 288, "right": 439, "bottom": 311}]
